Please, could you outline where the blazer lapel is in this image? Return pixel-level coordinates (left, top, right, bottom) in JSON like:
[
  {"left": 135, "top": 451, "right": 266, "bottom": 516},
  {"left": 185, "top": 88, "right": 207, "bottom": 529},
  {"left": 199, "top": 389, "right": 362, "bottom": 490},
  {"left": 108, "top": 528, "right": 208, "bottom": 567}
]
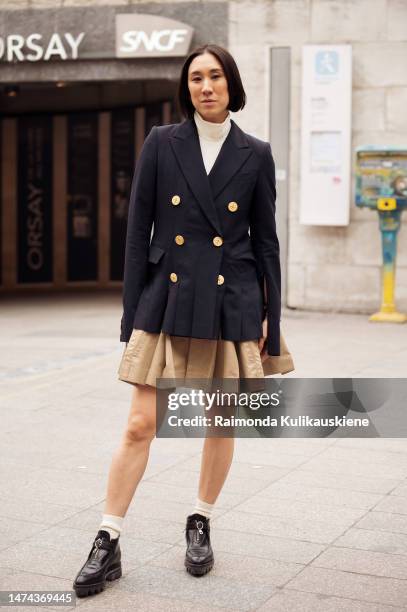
[
  {"left": 170, "top": 118, "right": 221, "bottom": 235},
  {"left": 169, "top": 117, "right": 253, "bottom": 235},
  {"left": 208, "top": 119, "right": 253, "bottom": 200}
]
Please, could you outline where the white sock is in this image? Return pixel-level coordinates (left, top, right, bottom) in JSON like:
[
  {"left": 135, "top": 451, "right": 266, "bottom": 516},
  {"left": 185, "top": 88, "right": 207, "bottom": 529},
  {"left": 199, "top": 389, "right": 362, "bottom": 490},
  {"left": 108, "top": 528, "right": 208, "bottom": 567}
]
[
  {"left": 193, "top": 497, "right": 214, "bottom": 519},
  {"left": 99, "top": 513, "right": 124, "bottom": 540}
]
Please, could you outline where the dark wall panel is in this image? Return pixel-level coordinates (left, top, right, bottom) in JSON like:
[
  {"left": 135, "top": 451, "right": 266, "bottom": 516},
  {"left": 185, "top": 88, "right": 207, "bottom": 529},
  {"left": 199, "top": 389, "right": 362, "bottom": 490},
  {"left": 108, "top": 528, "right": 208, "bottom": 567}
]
[
  {"left": 145, "top": 102, "right": 162, "bottom": 136},
  {"left": 110, "top": 109, "right": 135, "bottom": 281},
  {"left": 67, "top": 113, "right": 98, "bottom": 281}
]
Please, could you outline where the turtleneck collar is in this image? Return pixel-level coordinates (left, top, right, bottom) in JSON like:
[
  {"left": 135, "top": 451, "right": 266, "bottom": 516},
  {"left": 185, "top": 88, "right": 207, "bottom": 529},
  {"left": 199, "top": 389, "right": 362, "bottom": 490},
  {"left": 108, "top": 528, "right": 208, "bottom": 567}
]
[{"left": 194, "top": 109, "right": 231, "bottom": 141}]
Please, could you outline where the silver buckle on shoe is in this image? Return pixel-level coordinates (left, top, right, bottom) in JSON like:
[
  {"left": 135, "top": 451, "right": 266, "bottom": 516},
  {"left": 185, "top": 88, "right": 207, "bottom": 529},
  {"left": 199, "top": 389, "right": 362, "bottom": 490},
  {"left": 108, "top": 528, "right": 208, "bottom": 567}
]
[{"left": 93, "top": 537, "right": 103, "bottom": 559}]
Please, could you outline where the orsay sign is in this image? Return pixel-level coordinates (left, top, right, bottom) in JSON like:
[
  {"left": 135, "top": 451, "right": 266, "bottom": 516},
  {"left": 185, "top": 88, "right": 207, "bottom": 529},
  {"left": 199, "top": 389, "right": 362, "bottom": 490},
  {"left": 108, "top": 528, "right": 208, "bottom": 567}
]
[
  {"left": 0, "top": 14, "right": 193, "bottom": 62},
  {"left": 0, "top": 33, "right": 85, "bottom": 62}
]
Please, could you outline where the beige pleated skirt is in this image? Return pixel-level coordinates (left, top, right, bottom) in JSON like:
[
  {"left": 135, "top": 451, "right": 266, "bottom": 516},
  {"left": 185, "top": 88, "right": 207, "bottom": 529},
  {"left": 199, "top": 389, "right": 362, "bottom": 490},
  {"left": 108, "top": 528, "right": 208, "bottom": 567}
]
[{"left": 118, "top": 328, "right": 294, "bottom": 392}]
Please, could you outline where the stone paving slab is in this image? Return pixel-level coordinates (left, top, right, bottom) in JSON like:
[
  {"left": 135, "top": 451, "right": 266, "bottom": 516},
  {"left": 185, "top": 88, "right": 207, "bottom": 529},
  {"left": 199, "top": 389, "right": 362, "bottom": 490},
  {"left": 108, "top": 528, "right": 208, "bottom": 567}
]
[
  {"left": 147, "top": 544, "right": 304, "bottom": 586},
  {"left": 355, "top": 510, "right": 407, "bottom": 534},
  {"left": 389, "top": 481, "right": 407, "bottom": 497},
  {"left": 212, "top": 508, "right": 356, "bottom": 545},
  {"left": 146, "top": 465, "right": 289, "bottom": 494},
  {"left": 285, "top": 565, "right": 407, "bottom": 608},
  {"left": 276, "top": 467, "right": 401, "bottom": 495},
  {"left": 315, "top": 444, "right": 407, "bottom": 466},
  {"left": 299, "top": 455, "right": 407, "bottom": 480},
  {"left": 231, "top": 494, "right": 368, "bottom": 523},
  {"left": 205, "top": 529, "right": 325, "bottom": 565},
  {"left": 311, "top": 546, "right": 407, "bottom": 579},
  {"left": 237, "top": 437, "right": 336, "bottom": 456},
  {"left": 335, "top": 527, "right": 407, "bottom": 556},
  {"left": 258, "top": 481, "right": 384, "bottom": 509},
  {"left": 183, "top": 448, "right": 313, "bottom": 471},
  {"left": 0, "top": 493, "right": 86, "bottom": 524},
  {"left": 336, "top": 438, "right": 407, "bottom": 455},
  {"left": 95, "top": 478, "right": 249, "bottom": 509},
  {"left": 117, "top": 564, "right": 276, "bottom": 611},
  {"left": 257, "top": 588, "right": 404, "bottom": 611},
  {"left": 374, "top": 495, "right": 407, "bottom": 514},
  {"left": 74, "top": 585, "right": 228, "bottom": 612}
]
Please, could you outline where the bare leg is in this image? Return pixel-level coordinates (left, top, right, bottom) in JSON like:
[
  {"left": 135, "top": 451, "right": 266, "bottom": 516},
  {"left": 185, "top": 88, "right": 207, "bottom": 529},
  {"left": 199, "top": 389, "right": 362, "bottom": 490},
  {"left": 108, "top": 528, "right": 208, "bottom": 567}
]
[
  {"left": 103, "top": 383, "right": 157, "bottom": 517},
  {"left": 197, "top": 437, "right": 235, "bottom": 504}
]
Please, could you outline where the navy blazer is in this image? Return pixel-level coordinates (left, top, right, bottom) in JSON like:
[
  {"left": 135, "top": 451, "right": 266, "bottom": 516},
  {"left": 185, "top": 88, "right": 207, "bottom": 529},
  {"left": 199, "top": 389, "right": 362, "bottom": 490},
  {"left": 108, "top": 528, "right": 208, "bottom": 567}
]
[{"left": 120, "top": 116, "right": 281, "bottom": 356}]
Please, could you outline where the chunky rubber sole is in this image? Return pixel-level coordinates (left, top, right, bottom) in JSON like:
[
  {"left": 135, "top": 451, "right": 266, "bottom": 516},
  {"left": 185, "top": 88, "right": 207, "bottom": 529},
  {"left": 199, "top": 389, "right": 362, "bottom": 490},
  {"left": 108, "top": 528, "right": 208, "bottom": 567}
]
[
  {"left": 185, "top": 558, "right": 214, "bottom": 576},
  {"left": 73, "top": 563, "right": 122, "bottom": 598}
]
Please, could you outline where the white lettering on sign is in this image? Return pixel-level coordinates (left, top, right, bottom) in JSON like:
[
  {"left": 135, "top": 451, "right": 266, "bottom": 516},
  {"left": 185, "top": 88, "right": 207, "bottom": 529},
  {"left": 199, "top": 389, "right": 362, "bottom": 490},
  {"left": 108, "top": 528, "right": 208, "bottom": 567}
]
[
  {"left": 64, "top": 32, "right": 85, "bottom": 59},
  {"left": 27, "top": 183, "right": 44, "bottom": 271},
  {"left": 120, "top": 29, "right": 188, "bottom": 54},
  {"left": 0, "top": 32, "right": 85, "bottom": 62},
  {"left": 116, "top": 14, "right": 193, "bottom": 58}
]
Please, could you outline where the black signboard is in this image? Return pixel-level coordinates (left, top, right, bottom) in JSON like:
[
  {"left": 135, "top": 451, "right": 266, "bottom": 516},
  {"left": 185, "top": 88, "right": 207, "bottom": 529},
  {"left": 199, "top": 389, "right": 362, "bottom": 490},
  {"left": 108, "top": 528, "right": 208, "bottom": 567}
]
[
  {"left": 67, "top": 113, "right": 98, "bottom": 281},
  {"left": 17, "top": 115, "right": 53, "bottom": 284},
  {"left": 110, "top": 109, "right": 135, "bottom": 281}
]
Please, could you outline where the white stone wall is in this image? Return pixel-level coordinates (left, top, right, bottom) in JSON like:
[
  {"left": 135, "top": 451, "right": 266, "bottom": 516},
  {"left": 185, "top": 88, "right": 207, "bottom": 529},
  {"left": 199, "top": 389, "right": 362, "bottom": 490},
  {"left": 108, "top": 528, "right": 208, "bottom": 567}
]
[
  {"left": 4, "top": 0, "right": 407, "bottom": 313},
  {"left": 1, "top": 0, "right": 217, "bottom": 8},
  {"left": 229, "top": 0, "right": 407, "bottom": 314}
]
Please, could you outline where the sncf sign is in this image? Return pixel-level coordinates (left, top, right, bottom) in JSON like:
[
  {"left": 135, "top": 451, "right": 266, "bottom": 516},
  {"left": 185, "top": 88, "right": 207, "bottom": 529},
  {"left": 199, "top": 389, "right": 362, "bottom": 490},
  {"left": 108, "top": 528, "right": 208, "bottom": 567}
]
[{"left": 116, "top": 14, "right": 193, "bottom": 58}]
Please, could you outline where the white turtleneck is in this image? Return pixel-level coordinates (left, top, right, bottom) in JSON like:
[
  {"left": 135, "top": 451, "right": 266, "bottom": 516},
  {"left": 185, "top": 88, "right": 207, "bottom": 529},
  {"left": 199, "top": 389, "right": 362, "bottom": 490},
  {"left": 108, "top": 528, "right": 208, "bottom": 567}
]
[{"left": 194, "top": 109, "right": 231, "bottom": 174}]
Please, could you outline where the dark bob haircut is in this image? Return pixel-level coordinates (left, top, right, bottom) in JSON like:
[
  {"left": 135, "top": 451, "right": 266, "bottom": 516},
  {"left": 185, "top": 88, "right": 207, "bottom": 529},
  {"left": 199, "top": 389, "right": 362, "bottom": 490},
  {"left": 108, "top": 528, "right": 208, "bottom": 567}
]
[{"left": 177, "top": 44, "right": 246, "bottom": 120}]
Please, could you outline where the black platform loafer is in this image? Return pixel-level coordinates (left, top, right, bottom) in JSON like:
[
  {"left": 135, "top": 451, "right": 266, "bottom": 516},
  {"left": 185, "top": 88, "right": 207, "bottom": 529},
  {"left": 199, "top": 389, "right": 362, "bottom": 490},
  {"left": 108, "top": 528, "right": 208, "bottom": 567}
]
[
  {"left": 184, "top": 513, "right": 214, "bottom": 576},
  {"left": 73, "top": 530, "right": 122, "bottom": 597}
]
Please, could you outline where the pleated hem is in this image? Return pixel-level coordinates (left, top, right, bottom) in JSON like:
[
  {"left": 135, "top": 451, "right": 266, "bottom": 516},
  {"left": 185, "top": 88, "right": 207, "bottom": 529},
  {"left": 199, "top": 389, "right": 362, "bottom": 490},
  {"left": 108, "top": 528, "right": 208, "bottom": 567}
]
[{"left": 118, "top": 328, "right": 294, "bottom": 392}]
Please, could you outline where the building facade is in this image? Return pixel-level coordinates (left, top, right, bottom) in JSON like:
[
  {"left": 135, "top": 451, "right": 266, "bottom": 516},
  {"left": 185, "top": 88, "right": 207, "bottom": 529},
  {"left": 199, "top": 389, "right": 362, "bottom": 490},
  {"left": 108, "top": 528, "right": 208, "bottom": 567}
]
[{"left": 1, "top": 0, "right": 406, "bottom": 316}]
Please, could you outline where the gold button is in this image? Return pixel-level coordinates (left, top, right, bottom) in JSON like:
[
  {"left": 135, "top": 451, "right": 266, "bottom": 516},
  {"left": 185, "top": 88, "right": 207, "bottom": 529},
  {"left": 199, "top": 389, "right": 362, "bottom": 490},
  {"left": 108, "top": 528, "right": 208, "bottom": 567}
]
[
  {"left": 175, "top": 235, "right": 185, "bottom": 245},
  {"left": 170, "top": 272, "right": 178, "bottom": 283},
  {"left": 171, "top": 195, "right": 181, "bottom": 205},
  {"left": 213, "top": 236, "right": 223, "bottom": 247},
  {"left": 217, "top": 274, "right": 224, "bottom": 285},
  {"left": 228, "top": 201, "right": 238, "bottom": 212}
]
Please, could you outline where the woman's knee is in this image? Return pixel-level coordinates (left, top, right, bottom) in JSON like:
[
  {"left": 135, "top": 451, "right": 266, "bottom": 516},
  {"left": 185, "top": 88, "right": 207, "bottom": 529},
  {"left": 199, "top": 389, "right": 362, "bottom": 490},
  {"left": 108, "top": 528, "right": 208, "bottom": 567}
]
[
  {"left": 124, "top": 383, "right": 157, "bottom": 442},
  {"left": 125, "top": 412, "right": 156, "bottom": 442}
]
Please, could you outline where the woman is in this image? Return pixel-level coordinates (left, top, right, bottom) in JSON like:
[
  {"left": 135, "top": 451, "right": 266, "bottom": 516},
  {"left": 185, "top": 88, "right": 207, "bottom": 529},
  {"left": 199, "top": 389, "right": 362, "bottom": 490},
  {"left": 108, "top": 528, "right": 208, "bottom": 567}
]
[{"left": 73, "top": 43, "right": 293, "bottom": 598}]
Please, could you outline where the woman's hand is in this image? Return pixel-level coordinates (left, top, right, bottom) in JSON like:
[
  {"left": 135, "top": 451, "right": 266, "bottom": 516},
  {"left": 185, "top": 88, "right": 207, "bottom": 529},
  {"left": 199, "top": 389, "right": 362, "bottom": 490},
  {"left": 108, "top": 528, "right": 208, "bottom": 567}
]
[{"left": 258, "top": 319, "right": 269, "bottom": 363}]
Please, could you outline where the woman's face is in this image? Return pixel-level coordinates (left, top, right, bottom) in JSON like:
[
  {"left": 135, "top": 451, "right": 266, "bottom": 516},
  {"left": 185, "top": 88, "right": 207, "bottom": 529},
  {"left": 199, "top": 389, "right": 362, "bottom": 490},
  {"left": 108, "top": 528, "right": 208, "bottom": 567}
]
[{"left": 187, "top": 52, "right": 230, "bottom": 123}]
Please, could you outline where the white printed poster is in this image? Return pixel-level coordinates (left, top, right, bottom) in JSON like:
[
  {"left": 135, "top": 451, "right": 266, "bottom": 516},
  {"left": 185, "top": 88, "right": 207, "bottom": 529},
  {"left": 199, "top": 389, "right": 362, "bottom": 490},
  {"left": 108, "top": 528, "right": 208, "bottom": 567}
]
[{"left": 300, "top": 45, "right": 352, "bottom": 226}]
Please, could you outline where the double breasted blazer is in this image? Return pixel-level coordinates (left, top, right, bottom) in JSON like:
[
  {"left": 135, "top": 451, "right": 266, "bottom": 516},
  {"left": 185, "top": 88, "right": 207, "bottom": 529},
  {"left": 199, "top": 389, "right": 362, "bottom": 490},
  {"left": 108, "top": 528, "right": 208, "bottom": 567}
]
[{"left": 120, "top": 116, "right": 281, "bottom": 356}]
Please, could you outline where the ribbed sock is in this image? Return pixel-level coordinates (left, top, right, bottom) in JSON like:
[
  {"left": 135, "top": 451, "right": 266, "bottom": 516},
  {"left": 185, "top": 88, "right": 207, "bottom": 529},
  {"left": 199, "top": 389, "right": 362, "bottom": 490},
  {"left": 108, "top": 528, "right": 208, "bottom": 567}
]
[
  {"left": 99, "top": 513, "right": 124, "bottom": 540},
  {"left": 193, "top": 497, "right": 214, "bottom": 519}
]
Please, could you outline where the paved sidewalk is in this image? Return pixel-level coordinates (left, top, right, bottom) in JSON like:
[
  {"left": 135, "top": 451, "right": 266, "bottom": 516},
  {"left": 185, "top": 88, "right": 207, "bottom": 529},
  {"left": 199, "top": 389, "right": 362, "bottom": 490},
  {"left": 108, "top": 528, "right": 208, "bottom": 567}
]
[{"left": 0, "top": 291, "right": 407, "bottom": 611}]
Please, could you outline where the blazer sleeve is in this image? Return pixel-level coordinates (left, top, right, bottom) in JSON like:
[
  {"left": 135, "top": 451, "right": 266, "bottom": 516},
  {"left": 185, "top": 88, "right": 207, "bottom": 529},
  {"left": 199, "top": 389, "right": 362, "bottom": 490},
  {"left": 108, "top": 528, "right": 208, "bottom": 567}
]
[
  {"left": 249, "top": 142, "right": 281, "bottom": 356},
  {"left": 120, "top": 126, "right": 158, "bottom": 343}
]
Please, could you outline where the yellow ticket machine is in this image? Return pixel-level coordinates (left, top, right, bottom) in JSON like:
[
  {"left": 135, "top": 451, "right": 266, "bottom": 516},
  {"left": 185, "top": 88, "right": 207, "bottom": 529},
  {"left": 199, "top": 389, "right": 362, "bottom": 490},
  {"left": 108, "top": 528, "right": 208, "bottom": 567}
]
[{"left": 355, "top": 146, "right": 407, "bottom": 323}]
